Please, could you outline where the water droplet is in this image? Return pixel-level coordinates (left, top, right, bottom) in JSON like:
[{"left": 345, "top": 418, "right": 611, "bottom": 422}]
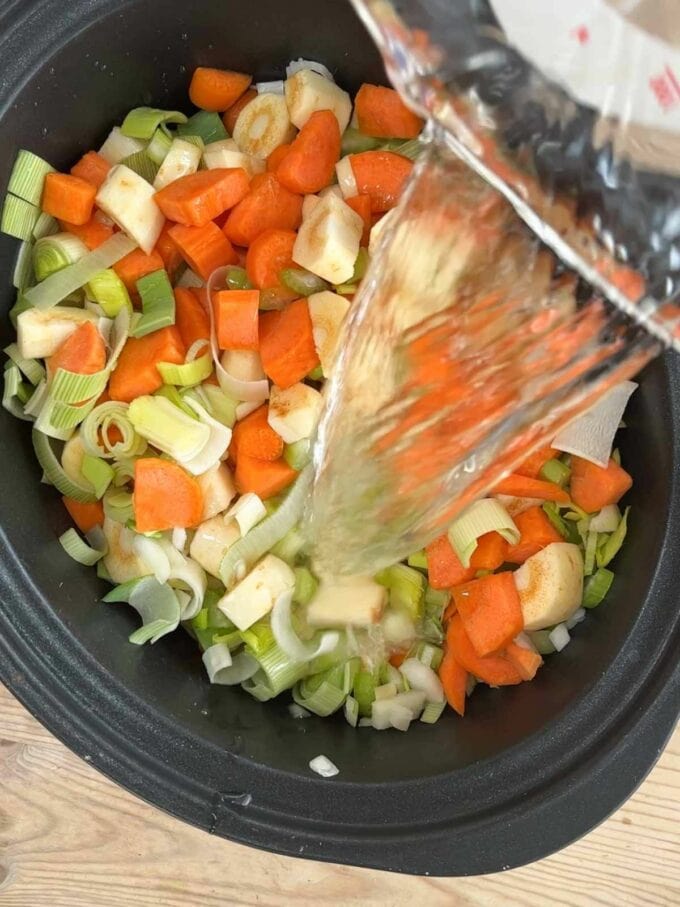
[
  {"left": 200, "top": 708, "right": 208, "bottom": 716},
  {"left": 181, "top": 32, "right": 188, "bottom": 40},
  {"left": 179, "top": 64, "right": 186, "bottom": 74},
  {"left": 41, "top": 127, "right": 48, "bottom": 137},
  {"left": 101, "top": 64, "right": 107, "bottom": 71},
  {"left": 49, "top": 67, "right": 55, "bottom": 76}
]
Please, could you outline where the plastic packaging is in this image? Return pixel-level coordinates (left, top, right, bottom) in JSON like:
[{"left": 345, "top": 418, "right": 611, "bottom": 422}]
[{"left": 307, "top": 0, "right": 680, "bottom": 574}]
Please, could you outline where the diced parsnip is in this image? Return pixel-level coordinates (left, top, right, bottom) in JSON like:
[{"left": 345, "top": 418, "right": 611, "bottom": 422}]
[
  {"left": 189, "top": 514, "right": 241, "bottom": 579},
  {"left": 202, "top": 139, "right": 265, "bottom": 178},
  {"left": 302, "top": 194, "right": 320, "bottom": 219},
  {"left": 293, "top": 194, "right": 363, "bottom": 284},
  {"left": 495, "top": 495, "right": 544, "bottom": 518},
  {"left": 196, "top": 462, "right": 236, "bottom": 522},
  {"left": 153, "top": 138, "right": 202, "bottom": 190},
  {"left": 307, "top": 291, "right": 350, "bottom": 376},
  {"left": 284, "top": 69, "right": 352, "bottom": 132},
  {"left": 220, "top": 349, "right": 266, "bottom": 382},
  {"left": 268, "top": 382, "right": 323, "bottom": 444},
  {"left": 306, "top": 575, "right": 387, "bottom": 627},
  {"left": 17, "top": 306, "right": 97, "bottom": 359},
  {"left": 98, "top": 127, "right": 146, "bottom": 165},
  {"left": 217, "top": 554, "right": 295, "bottom": 631},
  {"left": 102, "top": 517, "right": 152, "bottom": 584},
  {"left": 232, "top": 93, "right": 296, "bottom": 160},
  {"left": 335, "top": 156, "right": 357, "bottom": 198},
  {"left": 368, "top": 208, "right": 398, "bottom": 256},
  {"left": 514, "top": 542, "right": 584, "bottom": 631},
  {"left": 318, "top": 185, "right": 344, "bottom": 200},
  {"left": 61, "top": 433, "right": 88, "bottom": 485},
  {"left": 96, "top": 164, "right": 165, "bottom": 254}
]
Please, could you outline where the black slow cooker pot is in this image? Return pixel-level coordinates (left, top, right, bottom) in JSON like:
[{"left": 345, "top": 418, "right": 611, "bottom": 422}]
[{"left": 0, "top": 0, "right": 678, "bottom": 877}]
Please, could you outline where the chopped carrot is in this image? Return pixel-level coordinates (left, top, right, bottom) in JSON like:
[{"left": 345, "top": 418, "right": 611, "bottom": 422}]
[
  {"left": 213, "top": 289, "right": 260, "bottom": 350},
  {"left": 344, "top": 194, "right": 371, "bottom": 246},
  {"left": 168, "top": 221, "right": 238, "bottom": 280},
  {"left": 516, "top": 445, "right": 557, "bottom": 479},
  {"left": 113, "top": 248, "right": 165, "bottom": 294},
  {"left": 453, "top": 572, "right": 524, "bottom": 658},
  {"left": 41, "top": 172, "right": 96, "bottom": 226},
  {"left": 259, "top": 299, "right": 319, "bottom": 388},
  {"left": 388, "top": 650, "right": 408, "bottom": 669},
  {"left": 245, "top": 228, "right": 297, "bottom": 289},
  {"left": 505, "top": 506, "right": 564, "bottom": 564},
  {"left": 267, "top": 143, "right": 292, "bottom": 172},
  {"left": 154, "top": 168, "right": 250, "bottom": 227},
  {"left": 438, "top": 648, "right": 467, "bottom": 716},
  {"left": 276, "top": 110, "right": 341, "bottom": 194},
  {"left": 447, "top": 615, "right": 522, "bottom": 687},
  {"left": 189, "top": 67, "right": 252, "bottom": 112},
  {"left": 504, "top": 640, "right": 543, "bottom": 681},
  {"left": 231, "top": 404, "right": 283, "bottom": 461},
  {"left": 47, "top": 322, "right": 106, "bottom": 377},
  {"left": 223, "top": 173, "right": 303, "bottom": 247},
  {"left": 349, "top": 151, "right": 413, "bottom": 213},
  {"left": 70, "top": 151, "right": 111, "bottom": 189},
  {"left": 134, "top": 458, "right": 203, "bottom": 533},
  {"left": 223, "top": 87, "right": 257, "bottom": 133},
  {"left": 109, "top": 326, "right": 185, "bottom": 402},
  {"left": 355, "top": 83, "right": 423, "bottom": 139},
  {"left": 425, "top": 534, "right": 474, "bottom": 589},
  {"left": 174, "top": 288, "right": 210, "bottom": 352},
  {"left": 62, "top": 497, "right": 104, "bottom": 534},
  {"left": 570, "top": 456, "right": 632, "bottom": 513},
  {"left": 153, "top": 224, "right": 184, "bottom": 278},
  {"left": 493, "top": 474, "right": 570, "bottom": 503},
  {"left": 235, "top": 454, "right": 297, "bottom": 499},
  {"left": 59, "top": 216, "right": 113, "bottom": 250},
  {"left": 469, "top": 531, "right": 509, "bottom": 571}
]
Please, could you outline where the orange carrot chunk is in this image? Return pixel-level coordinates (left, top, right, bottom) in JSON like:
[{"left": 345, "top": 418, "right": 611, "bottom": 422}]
[
  {"left": 245, "top": 228, "right": 297, "bottom": 289},
  {"left": 223, "top": 88, "right": 257, "bottom": 134},
  {"left": 168, "top": 221, "right": 238, "bottom": 280},
  {"left": 438, "top": 649, "right": 468, "bottom": 716},
  {"left": 134, "top": 458, "right": 203, "bottom": 533},
  {"left": 109, "top": 327, "right": 185, "bottom": 402},
  {"left": 425, "top": 534, "right": 474, "bottom": 589},
  {"left": 70, "top": 151, "right": 111, "bottom": 189},
  {"left": 59, "top": 216, "right": 114, "bottom": 250},
  {"left": 42, "top": 172, "right": 97, "bottom": 226},
  {"left": 47, "top": 322, "right": 106, "bottom": 377},
  {"left": 492, "top": 473, "right": 570, "bottom": 503},
  {"left": 453, "top": 572, "right": 524, "bottom": 658},
  {"left": 154, "top": 168, "right": 250, "bottom": 227},
  {"left": 213, "top": 289, "right": 260, "bottom": 351},
  {"left": 349, "top": 151, "right": 413, "bottom": 213},
  {"left": 447, "top": 615, "right": 523, "bottom": 687},
  {"left": 153, "top": 224, "right": 184, "bottom": 278},
  {"left": 344, "top": 194, "right": 372, "bottom": 246},
  {"left": 62, "top": 497, "right": 104, "bottom": 534},
  {"left": 515, "top": 444, "right": 557, "bottom": 479},
  {"left": 505, "top": 506, "right": 564, "bottom": 564},
  {"left": 267, "top": 143, "right": 292, "bottom": 172},
  {"left": 223, "top": 173, "right": 303, "bottom": 247},
  {"left": 113, "top": 248, "right": 165, "bottom": 294},
  {"left": 231, "top": 404, "right": 283, "bottom": 462},
  {"left": 504, "top": 640, "right": 543, "bottom": 681},
  {"left": 189, "top": 68, "right": 252, "bottom": 112},
  {"left": 235, "top": 454, "right": 298, "bottom": 499},
  {"left": 355, "top": 83, "right": 423, "bottom": 139},
  {"left": 259, "top": 299, "right": 319, "bottom": 388},
  {"left": 276, "top": 110, "right": 341, "bottom": 195},
  {"left": 174, "top": 288, "right": 210, "bottom": 351},
  {"left": 469, "top": 531, "right": 509, "bottom": 572},
  {"left": 570, "top": 456, "right": 633, "bottom": 513}
]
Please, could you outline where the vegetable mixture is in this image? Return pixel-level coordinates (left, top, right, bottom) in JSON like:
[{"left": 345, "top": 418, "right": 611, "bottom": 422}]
[{"left": 1, "top": 59, "right": 634, "bottom": 732}]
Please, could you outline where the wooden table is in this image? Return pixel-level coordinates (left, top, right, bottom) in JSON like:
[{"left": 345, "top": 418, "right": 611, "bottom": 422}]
[{"left": 1, "top": 683, "right": 678, "bottom": 906}]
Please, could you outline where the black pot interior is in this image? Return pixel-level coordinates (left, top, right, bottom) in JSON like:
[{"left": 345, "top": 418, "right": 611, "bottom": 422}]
[{"left": 0, "top": 0, "right": 676, "bottom": 829}]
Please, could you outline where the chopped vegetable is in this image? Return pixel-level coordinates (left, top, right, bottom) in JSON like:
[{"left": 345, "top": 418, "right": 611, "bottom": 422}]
[
  {"left": 169, "top": 221, "right": 237, "bottom": 280},
  {"left": 349, "top": 151, "right": 413, "bottom": 213},
  {"left": 189, "top": 67, "right": 252, "bottom": 112},
  {"left": 213, "top": 289, "right": 260, "bottom": 351},
  {"left": 224, "top": 173, "right": 303, "bottom": 247},
  {"left": 284, "top": 68, "right": 352, "bottom": 132},
  {"left": 231, "top": 404, "right": 283, "bottom": 461},
  {"left": 446, "top": 615, "right": 522, "bottom": 687},
  {"left": 276, "top": 110, "right": 341, "bottom": 195},
  {"left": 453, "top": 572, "right": 523, "bottom": 657},
  {"left": 109, "top": 326, "right": 185, "bottom": 402},
  {"left": 259, "top": 299, "right": 319, "bottom": 388},
  {"left": 70, "top": 151, "right": 111, "bottom": 189},
  {"left": 505, "top": 506, "right": 564, "bottom": 564},
  {"left": 223, "top": 87, "right": 257, "bottom": 133},
  {"left": 570, "top": 456, "right": 633, "bottom": 513},
  {"left": 493, "top": 473, "right": 570, "bottom": 503},
  {"left": 154, "top": 168, "right": 250, "bottom": 227},
  {"left": 96, "top": 165, "right": 165, "bottom": 254},
  {"left": 133, "top": 457, "right": 203, "bottom": 532},
  {"left": 354, "top": 83, "right": 423, "bottom": 139}
]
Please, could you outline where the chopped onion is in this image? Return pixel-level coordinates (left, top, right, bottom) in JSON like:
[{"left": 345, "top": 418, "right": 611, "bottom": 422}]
[
  {"left": 286, "top": 59, "right": 334, "bottom": 81},
  {"left": 335, "top": 156, "right": 357, "bottom": 199},
  {"left": 548, "top": 623, "right": 571, "bottom": 652},
  {"left": 255, "top": 80, "right": 284, "bottom": 95},
  {"left": 225, "top": 492, "right": 267, "bottom": 536},
  {"left": 309, "top": 755, "right": 339, "bottom": 778},
  {"left": 289, "top": 703, "right": 312, "bottom": 719},
  {"left": 551, "top": 381, "right": 637, "bottom": 467},
  {"left": 566, "top": 607, "right": 586, "bottom": 630},
  {"left": 590, "top": 504, "right": 622, "bottom": 533},
  {"left": 399, "top": 658, "right": 444, "bottom": 703},
  {"left": 271, "top": 589, "right": 339, "bottom": 662}
]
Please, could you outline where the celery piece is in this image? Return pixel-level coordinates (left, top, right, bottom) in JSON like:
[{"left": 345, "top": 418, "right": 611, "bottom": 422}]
[
  {"left": 598, "top": 507, "right": 630, "bottom": 567},
  {"left": 583, "top": 567, "right": 614, "bottom": 608},
  {"left": 281, "top": 267, "right": 328, "bottom": 297},
  {"left": 407, "top": 550, "right": 428, "bottom": 571},
  {"left": 540, "top": 458, "right": 571, "bottom": 487},
  {"left": 353, "top": 670, "right": 378, "bottom": 717},
  {"left": 341, "top": 127, "right": 382, "bottom": 156},
  {"left": 293, "top": 566, "right": 318, "bottom": 606},
  {"left": 225, "top": 266, "right": 252, "bottom": 290},
  {"left": 284, "top": 438, "right": 312, "bottom": 471}
]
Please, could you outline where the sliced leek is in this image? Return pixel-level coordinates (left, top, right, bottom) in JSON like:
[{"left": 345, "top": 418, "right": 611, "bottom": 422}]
[
  {"left": 4, "top": 343, "right": 45, "bottom": 386},
  {"left": 59, "top": 528, "right": 106, "bottom": 566},
  {"left": 32, "top": 429, "right": 98, "bottom": 502},
  {"left": 448, "top": 498, "right": 519, "bottom": 567},
  {"left": 120, "top": 150, "right": 159, "bottom": 184},
  {"left": 7, "top": 150, "right": 55, "bottom": 206},
  {"left": 128, "top": 395, "right": 210, "bottom": 461},
  {"left": 81, "top": 401, "right": 146, "bottom": 459},
  {"left": 177, "top": 111, "right": 228, "bottom": 145},
  {"left": 86, "top": 269, "right": 132, "bottom": 316},
  {"left": 33, "top": 233, "right": 88, "bottom": 282},
  {"left": 13, "top": 241, "right": 34, "bottom": 290},
  {"left": 146, "top": 127, "right": 173, "bottom": 165},
  {"left": 2, "top": 195, "right": 40, "bottom": 240},
  {"left": 81, "top": 454, "right": 114, "bottom": 499},
  {"left": 131, "top": 269, "right": 175, "bottom": 338},
  {"left": 120, "top": 106, "right": 188, "bottom": 140}
]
